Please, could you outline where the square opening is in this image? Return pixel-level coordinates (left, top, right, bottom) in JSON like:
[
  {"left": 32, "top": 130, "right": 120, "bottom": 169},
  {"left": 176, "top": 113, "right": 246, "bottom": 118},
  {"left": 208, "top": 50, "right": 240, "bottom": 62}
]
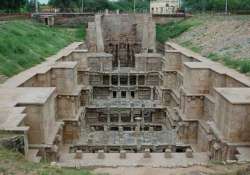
[
  {"left": 148, "top": 49, "right": 154, "bottom": 53},
  {"left": 131, "top": 91, "right": 135, "bottom": 98},
  {"left": 138, "top": 75, "right": 145, "bottom": 85},
  {"left": 113, "top": 91, "right": 117, "bottom": 98},
  {"left": 123, "top": 127, "right": 132, "bottom": 131},
  {"left": 176, "top": 147, "right": 186, "bottom": 153},
  {"left": 98, "top": 114, "right": 107, "bottom": 123},
  {"left": 121, "top": 113, "right": 131, "bottom": 122},
  {"left": 121, "top": 91, "right": 126, "bottom": 98},
  {"left": 130, "top": 75, "right": 136, "bottom": 85},
  {"left": 110, "top": 126, "right": 119, "bottom": 131},
  {"left": 112, "top": 75, "right": 118, "bottom": 85},
  {"left": 154, "top": 125, "right": 162, "bottom": 131},
  {"left": 103, "top": 75, "right": 110, "bottom": 85},
  {"left": 120, "top": 76, "right": 128, "bottom": 85},
  {"left": 144, "top": 115, "right": 152, "bottom": 122},
  {"left": 144, "top": 126, "right": 149, "bottom": 131},
  {"left": 110, "top": 114, "right": 119, "bottom": 122}
]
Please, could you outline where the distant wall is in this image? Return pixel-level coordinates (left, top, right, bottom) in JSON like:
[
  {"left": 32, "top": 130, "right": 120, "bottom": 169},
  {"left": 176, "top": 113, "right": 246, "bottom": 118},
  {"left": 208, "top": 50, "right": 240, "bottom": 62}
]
[
  {"left": 0, "top": 13, "right": 31, "bottom": 21},
  {"left": 33, "top": 13, "right": 95, "bottom": 27},
  {"left": 152, "top": 14, "right": 186, "bottom": 24},
  {"left": 54, "top": 15, "right": 94, "bottom": 27},
  {"left": 33, "top": 13, "right": 187, "bottom": 26}
]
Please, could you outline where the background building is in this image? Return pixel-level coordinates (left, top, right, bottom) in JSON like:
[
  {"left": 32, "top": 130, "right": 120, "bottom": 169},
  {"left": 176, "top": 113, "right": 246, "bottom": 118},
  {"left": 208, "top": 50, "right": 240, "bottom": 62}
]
[{"left": 150, "top": 0, "right": 180, "bottom": 14}]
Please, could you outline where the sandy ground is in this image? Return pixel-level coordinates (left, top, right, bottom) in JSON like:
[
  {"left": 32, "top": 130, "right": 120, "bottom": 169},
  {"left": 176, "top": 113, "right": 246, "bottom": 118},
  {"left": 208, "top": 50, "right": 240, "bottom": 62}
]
[
  {"left": 93, "top": 166, "right": 215, "bottom": 175},
  {"left": 174, "top": 15, "right": 250, "bottom": 59},
  {"left": 93, "top": 163, "right": 250, "bottom": 175}
]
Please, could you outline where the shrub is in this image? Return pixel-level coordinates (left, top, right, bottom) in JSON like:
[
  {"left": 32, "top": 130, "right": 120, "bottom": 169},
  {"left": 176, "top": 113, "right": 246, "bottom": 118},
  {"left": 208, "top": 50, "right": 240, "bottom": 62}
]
[{"left": 239, "top": 59, "right": 250, "bottom": 73}]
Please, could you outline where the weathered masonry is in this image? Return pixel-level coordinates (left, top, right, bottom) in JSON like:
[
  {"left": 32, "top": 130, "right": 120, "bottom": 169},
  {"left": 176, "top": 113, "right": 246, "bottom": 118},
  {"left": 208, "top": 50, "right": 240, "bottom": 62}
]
[{"left": 0, "top": 13, "right": 250, "bottom": 166}]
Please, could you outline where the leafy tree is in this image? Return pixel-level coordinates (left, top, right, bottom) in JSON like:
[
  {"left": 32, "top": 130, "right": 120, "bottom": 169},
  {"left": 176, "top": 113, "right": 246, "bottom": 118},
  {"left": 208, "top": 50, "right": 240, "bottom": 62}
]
[
  {"left": 49, "top": 0, "right": 78, "bottom": 12},
  {"left": 48, "top": 0, "right": 149, "bottom": 12},
  {"left": 0, "top": 0, "right": 27, "bottom": 13},
  {"left": 26, "top": 0, "right": 36, "bottom": 12}
]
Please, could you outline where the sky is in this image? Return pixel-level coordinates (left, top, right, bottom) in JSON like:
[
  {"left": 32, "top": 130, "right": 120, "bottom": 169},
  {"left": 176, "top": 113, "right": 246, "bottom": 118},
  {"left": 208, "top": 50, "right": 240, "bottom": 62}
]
[{"left": 39, "top": 0, "right": 49, "bottom": 4}]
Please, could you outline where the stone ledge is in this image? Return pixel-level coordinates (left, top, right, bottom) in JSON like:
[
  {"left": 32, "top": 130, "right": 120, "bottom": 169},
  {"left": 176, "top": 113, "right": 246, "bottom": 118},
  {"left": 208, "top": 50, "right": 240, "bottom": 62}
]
[{"left": 58, "top": 152, "right": 208, "bottom": 168}]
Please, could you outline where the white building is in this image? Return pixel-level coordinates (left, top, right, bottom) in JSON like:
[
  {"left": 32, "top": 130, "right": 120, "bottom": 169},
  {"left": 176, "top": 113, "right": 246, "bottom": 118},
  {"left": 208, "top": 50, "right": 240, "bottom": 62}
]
[{"left": 150, "top": 0, "right": 180, "bottom": 15}]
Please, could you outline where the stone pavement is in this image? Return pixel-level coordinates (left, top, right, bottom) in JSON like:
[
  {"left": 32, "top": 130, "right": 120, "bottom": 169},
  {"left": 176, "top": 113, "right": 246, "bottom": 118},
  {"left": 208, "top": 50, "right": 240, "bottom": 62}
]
[{"left": 58, "top": 152, "right": 208, "bottom": 168}]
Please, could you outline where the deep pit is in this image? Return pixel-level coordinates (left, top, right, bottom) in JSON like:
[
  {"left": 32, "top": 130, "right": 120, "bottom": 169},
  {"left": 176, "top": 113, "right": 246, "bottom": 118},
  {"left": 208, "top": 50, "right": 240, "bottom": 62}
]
[{"left": 0, "top": 13, "right": 250, "bottom": 167}]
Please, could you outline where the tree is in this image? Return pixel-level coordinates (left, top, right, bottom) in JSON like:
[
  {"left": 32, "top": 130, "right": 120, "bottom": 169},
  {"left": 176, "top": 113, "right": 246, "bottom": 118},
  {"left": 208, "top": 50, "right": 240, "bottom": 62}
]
[
  {"left": 26, "top": 0, "right": 36, "bottom": 12},
  {"left": 49, "top": 0, "right": 79, "bottom": 12},
  {"left": 0, "top": 0, "right": 27, "bottom": 13},
  {"left": 48, "top": 0, "right": 149, "bottom": 12}
]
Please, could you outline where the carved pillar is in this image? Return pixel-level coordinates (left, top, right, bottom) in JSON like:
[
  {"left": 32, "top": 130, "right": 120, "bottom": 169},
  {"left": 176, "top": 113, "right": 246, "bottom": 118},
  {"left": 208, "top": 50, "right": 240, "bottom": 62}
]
[
  {"left": 131, "top": 109, "right": 134, "bottom": 122},
  {"left": 118, "top": 112, "right": 121, "bottom": 123},
  {"left": 151, "top": 88, "right": 154, "bottom": 100}
]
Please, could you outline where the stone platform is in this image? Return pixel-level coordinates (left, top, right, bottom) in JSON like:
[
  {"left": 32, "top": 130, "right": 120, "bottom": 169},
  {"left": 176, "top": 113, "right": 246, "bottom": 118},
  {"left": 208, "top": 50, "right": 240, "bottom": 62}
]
[
  {"left": 58, "top": 152, "right": 208, "bottom": 168},
  {"left": 77, "top": 130, "right": 177, "bottom": 146}
]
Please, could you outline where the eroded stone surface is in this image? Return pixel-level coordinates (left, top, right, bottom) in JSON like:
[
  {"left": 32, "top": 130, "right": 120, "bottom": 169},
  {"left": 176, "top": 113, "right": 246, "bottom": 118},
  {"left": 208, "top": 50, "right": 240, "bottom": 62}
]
[{"left": 0, "top": 13, "right": 250, "bottom": 167}]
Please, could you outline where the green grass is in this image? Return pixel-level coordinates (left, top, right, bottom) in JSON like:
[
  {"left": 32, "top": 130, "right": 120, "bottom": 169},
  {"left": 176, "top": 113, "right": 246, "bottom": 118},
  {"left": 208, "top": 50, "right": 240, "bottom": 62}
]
[
  {"left": 180, "top": 40, "right": 250, "bottom": 75},
  {"left": 207, "top": 53, "right": 250, "bottom": 74},
  {"left": 156, "top": 18, "right": 202, "bottom": 44},
  {"left": 0, "top": 147, "right": 94, "bottom": 175},
  {"left": 0, "top": 20, "right": 86, "bottom": 77},
  {"left": 181, "top": 40, "right": 202, "bottom": 53}
]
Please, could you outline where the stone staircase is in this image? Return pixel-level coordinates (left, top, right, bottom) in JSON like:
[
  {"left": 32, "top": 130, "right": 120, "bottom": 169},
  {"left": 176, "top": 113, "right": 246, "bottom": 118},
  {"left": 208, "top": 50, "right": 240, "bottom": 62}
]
[{"left": 26, "top": 149, "right": 41, "bottom": 163}]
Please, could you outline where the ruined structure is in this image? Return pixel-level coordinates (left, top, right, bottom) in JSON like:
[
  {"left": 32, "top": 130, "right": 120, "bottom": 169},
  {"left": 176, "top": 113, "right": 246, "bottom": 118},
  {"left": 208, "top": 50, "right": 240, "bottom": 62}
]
[
  {"left": 0, "top": 13, "right": 250, "bottom": 167},
  {"left": 150, "top": 0, "right": 181, "bottom": 15}
]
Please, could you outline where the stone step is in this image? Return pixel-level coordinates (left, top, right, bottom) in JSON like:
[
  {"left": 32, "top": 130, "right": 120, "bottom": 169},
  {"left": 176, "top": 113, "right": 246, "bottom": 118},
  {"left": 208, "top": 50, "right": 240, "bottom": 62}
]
[
  {"left": 26, "top": 149, "right": 41, "bottom": 163},
  {"left": 236, "top": 147, "right": 250, "bottom": 163}
]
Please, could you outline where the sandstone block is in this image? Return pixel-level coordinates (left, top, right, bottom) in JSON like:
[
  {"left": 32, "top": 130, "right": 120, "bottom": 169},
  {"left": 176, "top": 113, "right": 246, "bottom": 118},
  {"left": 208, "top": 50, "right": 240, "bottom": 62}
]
[
  {"left": 164, "top": 148, "right": 172, "bottom": 158},
  {"left": 75, "top": 150, "right": 83, "bottom": 159},
  {"left": 186, "top": 148, "right": 193, "bottom": 158},
  {"left": 97, "top": 150, "right": 105, "bottom": 159},
  {"left": 120, "top": 150, "right": 126, "bottom": 159},
  {"left": 144, "top": 148, "right": 151, "bottom": 158}
]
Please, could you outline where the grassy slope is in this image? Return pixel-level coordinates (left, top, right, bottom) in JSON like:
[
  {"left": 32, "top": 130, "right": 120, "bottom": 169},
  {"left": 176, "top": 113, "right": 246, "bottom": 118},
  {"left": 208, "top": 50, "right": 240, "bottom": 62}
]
[
  {"left": 156, "top": 15, "right": 250, "bottom": 74},
  {"left": 0, "top": 20, "right": 86, "bottom": 77},
  {"left": 156, "top": 18, "right": 202, "bottom": 44},
  {"left": 0, "top": 148, "right": 94, "bottom": 175}
]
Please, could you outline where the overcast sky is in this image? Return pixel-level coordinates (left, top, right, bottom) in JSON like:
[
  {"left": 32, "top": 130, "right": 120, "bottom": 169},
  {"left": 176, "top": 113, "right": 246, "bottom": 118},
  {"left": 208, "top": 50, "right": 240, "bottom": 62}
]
[{"left": 39, "top": 0, "right": 49, "bottom": 4}]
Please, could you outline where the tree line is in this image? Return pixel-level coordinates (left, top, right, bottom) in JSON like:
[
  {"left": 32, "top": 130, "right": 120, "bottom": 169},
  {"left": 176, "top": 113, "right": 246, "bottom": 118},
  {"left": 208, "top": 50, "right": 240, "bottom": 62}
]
[
  {"left": 48, "top": 0, "right": 150, "bottom": 13},
  {"left": 1, "top": 0, "right": 250, "bottom": 13},
  {"left": 0, "top": 0, "right": 39, "bottom": 13},
  {"left": 47, "top": 0, "right": 250, "bottom": 13},
  {"left": 0, "top": 0, "right": 149, "bottom": 13}
]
